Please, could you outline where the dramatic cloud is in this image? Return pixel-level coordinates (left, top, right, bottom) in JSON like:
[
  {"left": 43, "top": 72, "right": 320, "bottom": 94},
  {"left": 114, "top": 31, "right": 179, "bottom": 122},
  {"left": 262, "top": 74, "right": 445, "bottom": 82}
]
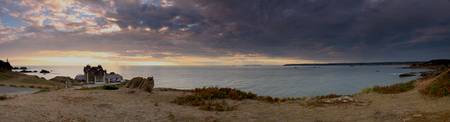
[{"left": 0, "top": 0, "right": 449, "bottom": 65}]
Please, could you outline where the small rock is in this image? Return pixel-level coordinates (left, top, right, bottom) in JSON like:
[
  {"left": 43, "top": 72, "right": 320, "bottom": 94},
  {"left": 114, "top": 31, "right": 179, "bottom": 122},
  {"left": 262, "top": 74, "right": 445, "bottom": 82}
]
[
  {"left": 412, "top": 114, "right": 423, "bottom": 118},
  {"left": 40, "top": 70, "right": 50, "bottom": 74}
]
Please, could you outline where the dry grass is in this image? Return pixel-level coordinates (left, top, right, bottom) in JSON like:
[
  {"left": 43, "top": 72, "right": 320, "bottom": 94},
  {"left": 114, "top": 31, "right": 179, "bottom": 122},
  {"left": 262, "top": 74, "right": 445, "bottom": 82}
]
[
  {"left": 361, "top": 80, "right": 416, "bottom": 94},
  {"left": 172, "top": 87, "right": 256, "bottom": 111},
  {"left": 0, "top": 72, "right": 63, "bottom": 89},
  {"left": 420, "top": 69, "right": 450, "bottom": 97},
  {"left": 172, "top": 87, "right": 303, "bottom": 111}
]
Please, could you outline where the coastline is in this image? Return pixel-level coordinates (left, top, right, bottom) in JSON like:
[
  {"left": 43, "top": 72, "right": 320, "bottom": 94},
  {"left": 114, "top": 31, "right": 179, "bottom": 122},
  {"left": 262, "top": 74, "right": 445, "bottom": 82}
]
[
  {"left": 11, "top": 64, "right": 428, "bottom": 97},
  {"left": 0, "top": 62, "right": 449, "bottom": 121}
]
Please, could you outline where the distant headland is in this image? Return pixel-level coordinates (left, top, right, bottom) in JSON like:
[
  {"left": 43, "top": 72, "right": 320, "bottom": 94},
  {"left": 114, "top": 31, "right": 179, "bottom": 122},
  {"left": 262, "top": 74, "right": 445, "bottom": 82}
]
[{"left": 284, "top": 61, "right": 431, "bottom": 66}]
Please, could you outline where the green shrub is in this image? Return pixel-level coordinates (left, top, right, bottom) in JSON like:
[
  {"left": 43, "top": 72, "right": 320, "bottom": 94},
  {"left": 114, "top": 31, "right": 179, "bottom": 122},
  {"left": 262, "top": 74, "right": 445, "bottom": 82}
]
[
  {"left": 362, "top": 80, "right": 416, "bottom": 94},
  {"left": 172, "top": 87, "right": 257, "bottom": 111},
  {"left": 425, "top": 75, "right": 450, "bottom": 97}
]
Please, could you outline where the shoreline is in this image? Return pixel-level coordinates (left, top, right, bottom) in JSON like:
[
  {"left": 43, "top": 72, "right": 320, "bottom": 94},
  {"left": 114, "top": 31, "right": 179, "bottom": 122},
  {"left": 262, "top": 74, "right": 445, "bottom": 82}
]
[
  {"left": 6, "top": 64, "right": 429, "bottom": 97},
  {"left": 1, "top": 63, "right": 449, "bottom": 121},
  {"left": 1, "top": 66, "right": 429, "bottom": 98}
]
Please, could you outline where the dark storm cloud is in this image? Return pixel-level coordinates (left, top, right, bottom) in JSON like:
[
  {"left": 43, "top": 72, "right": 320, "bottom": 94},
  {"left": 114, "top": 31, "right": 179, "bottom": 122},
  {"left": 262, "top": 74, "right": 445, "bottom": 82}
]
[
  {"left": 186, "top": 0, "right": 450, "bottom": 61},
  {"left": 1, "top": 0, "right": 450, "bottom": 62}
]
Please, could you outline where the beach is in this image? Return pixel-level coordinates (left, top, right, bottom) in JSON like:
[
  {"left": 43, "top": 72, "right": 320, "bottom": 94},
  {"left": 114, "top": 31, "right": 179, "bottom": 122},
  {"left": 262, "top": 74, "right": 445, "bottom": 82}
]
[{"left": 1, "top": 87, "right": 450, "bottom": 121}]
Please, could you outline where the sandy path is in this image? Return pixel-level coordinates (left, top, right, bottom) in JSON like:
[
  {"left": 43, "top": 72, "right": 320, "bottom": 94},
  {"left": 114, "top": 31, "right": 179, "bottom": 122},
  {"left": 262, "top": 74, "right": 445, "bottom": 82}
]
[{"left": 1, "top": 88, "right": 450, "bottom": 122}]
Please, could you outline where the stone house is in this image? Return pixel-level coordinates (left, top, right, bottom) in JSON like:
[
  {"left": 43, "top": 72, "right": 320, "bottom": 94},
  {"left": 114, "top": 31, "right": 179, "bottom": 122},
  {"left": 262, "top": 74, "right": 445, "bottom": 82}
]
[
  {"left": 83, "top": 65, "right": 107, "bottom": 84},
  {"left": 80, "top": 65, "right": 123, "bottom": 84}
]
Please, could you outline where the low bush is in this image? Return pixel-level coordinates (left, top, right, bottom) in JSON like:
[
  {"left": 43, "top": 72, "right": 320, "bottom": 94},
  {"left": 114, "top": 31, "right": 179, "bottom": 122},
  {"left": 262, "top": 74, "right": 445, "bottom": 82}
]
[
  {"left": 421, "top": 70, "right": 450, "bottom": 97},
  {"left": 172, "top": 87, "right": 257, "bottom": 111},
  {"left": 362, "top": 80, "right": 416, "bottom": 94}
]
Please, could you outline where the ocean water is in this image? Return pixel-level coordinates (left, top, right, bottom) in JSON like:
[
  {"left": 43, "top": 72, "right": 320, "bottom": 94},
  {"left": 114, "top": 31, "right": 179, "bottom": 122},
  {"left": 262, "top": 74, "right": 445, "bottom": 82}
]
[{"left": 20, "top": 65, "right": 427, "bottom": 97}]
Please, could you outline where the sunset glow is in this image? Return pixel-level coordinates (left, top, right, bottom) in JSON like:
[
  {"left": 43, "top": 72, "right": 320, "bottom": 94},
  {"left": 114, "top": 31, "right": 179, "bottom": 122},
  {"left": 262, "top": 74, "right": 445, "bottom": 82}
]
[{"left": 1, "top": 0, "right": 449, "bottom": 66}]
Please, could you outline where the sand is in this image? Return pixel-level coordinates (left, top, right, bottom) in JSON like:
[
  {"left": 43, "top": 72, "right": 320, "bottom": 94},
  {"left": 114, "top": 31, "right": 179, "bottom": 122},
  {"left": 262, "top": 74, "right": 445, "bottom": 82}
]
[{"left": 1, "top": 87, "right": 450, "bottom": 122}]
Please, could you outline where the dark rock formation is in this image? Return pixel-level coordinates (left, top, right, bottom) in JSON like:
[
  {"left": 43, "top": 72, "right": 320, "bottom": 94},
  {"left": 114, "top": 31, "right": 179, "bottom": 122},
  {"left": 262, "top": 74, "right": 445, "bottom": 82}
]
[
  {"left": 40, "top": 70, "right": 50, "bottom": 74},
  {"left": 399, "top": 72, "right": 416, "bottom": 77},
  {"left": 20, "top": 69, "right": 33, "bottom": 73},
  {"left": 0, "top": 60, "right": 13, "bottom": 72},
  {"left": 125, "top": 77, "right": 155, "bottom": 92},
  {"left": 411, "top": 59, "right": 450, "bottom": 68}
]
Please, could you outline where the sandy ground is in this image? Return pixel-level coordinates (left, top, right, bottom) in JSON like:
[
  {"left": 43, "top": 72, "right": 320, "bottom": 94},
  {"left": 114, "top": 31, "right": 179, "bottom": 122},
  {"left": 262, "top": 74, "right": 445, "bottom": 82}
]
[{"left": 1, "top": 87, "right": 450, "bottom": 122}]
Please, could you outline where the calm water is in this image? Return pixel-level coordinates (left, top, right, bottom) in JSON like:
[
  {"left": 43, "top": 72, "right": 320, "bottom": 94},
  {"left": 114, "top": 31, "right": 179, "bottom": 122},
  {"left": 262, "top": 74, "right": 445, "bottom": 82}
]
[
  {"left": 19, "top": 65, "right": 427, "bottom": 97},
  {"left": 0, "top": 86, "right": 38, "bottom": 95}
]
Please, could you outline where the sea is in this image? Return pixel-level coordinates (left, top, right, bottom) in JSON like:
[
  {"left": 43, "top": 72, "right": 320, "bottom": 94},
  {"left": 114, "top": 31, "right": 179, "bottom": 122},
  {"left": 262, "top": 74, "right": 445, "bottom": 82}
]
[{"left": 18, "top": 65, "right": 428, "bottom": 97}]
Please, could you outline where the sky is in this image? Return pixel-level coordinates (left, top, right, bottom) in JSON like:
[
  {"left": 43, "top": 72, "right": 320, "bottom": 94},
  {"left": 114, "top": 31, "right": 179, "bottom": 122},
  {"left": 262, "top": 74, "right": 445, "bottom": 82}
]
[{"left": 0, "top": 0, "right": 449, "bottom": 66}]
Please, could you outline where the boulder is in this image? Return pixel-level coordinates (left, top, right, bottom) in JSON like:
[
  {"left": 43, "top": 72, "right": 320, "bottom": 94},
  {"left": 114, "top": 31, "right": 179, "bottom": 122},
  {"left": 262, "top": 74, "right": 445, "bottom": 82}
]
[
  {"left": 0, "top": 60, "right": 13, "bottom": 72},
  {"left": 125, "top": 77, "right": 155, "bottom": 92},
  {"left": 40, "top": 70, "right": 50, "bottom": 74},
  {"left": 399, "top": 72, "right": 416, "bottom": 77}
]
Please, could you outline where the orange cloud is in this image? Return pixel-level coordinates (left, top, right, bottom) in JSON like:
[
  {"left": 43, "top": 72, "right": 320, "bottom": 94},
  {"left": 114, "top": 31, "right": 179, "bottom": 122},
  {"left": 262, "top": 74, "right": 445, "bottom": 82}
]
[{"left": 9, "top": 50, "right": 314, "bottom": 66}]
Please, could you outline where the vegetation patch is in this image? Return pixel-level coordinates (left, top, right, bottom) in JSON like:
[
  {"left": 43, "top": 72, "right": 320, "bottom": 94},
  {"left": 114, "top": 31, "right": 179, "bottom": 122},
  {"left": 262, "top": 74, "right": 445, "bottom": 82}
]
[
  {"left": 420, "top": 70, "right": 450, "bottom": 97},
  {"left": 0, "top": 72, "right": 64, "bottom": 90},
  {"left": 361, "top": 80, "right": 416, "bottom": 94},
  {"left": 172, "top": 87, "right": 299, "bottom": 111},
  {"left": 0, "top": 72, "right": 15, "bottom": 80},
  {"left": 172, "top": 87, "right": 257, "bottom": 111}
]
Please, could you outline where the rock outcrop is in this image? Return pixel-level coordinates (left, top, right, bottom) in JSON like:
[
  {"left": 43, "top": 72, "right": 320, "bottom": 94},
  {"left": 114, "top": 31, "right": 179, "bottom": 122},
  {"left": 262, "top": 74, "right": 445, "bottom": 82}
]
[
  {"left": 399, "top": 72, "right": 416, "bottom": 77},
  {"left": 40, "top": 70, "right": 50, "bottom": 74},
  {"left": 0, "top": 60, "right": 13, "bottom": 72},
  {"left": 125, "top": 77, "right": 155, "bottom": 92}
]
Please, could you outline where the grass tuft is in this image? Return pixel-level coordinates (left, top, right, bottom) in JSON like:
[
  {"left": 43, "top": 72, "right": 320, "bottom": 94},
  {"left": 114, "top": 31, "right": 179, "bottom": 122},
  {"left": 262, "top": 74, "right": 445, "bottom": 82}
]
[
  {"left": 420, "top": 70, "right": 450, "bottom": 97},
  {"left": 362, "top": 80, "right": 416, "bottom": 94},
  {"left": 172, "top": 87, "right": 257, "bottom": 111}
]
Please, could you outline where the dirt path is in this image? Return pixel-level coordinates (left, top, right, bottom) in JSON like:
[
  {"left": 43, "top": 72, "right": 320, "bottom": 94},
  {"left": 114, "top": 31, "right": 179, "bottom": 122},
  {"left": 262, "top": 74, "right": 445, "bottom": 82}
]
[{"left": 1, "top": 88, "right": 449, "bottom": 122}]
